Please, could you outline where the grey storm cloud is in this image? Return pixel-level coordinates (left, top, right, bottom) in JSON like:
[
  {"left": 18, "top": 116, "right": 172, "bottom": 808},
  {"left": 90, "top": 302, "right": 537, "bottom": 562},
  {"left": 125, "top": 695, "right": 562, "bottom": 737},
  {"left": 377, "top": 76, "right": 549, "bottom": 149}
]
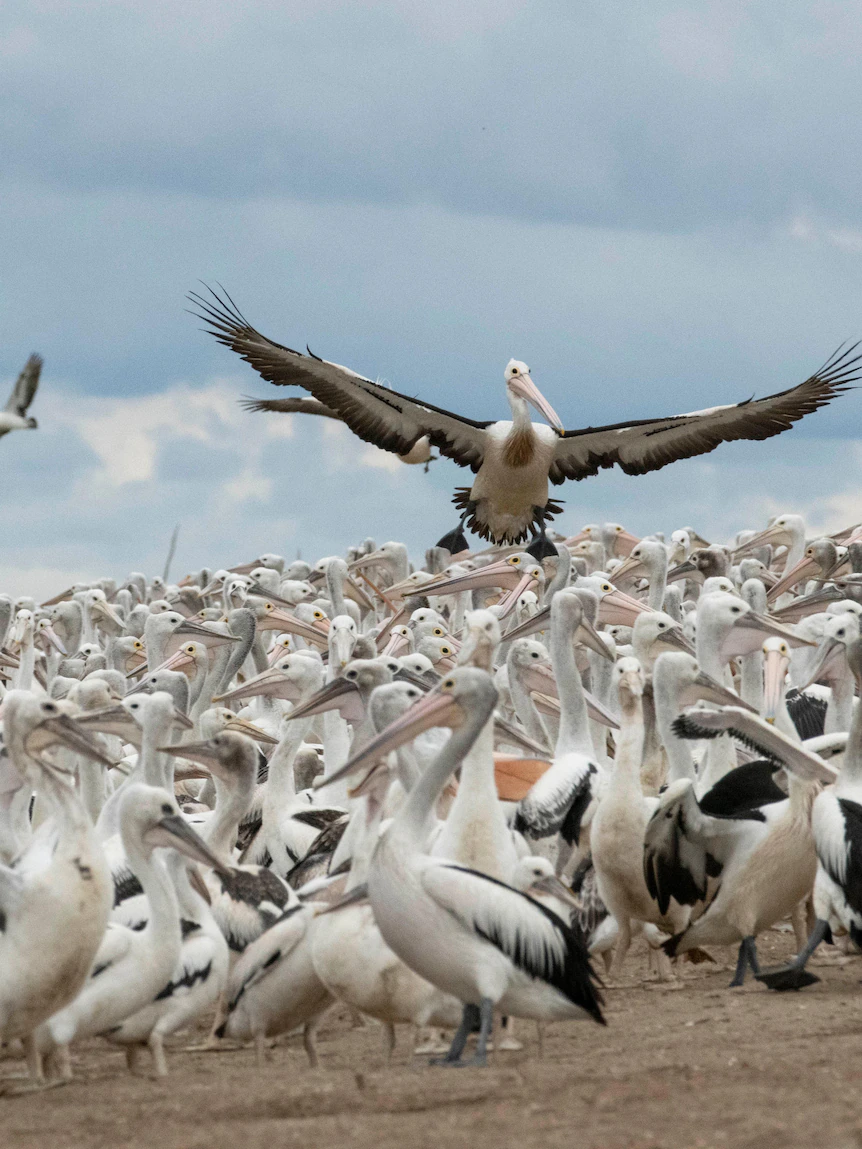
[
  {"left": 1, "top": 1, "right": 862, "bottom": 589},
  {"left": 2, "top": 2, "right": 862, "bottom": 230}
]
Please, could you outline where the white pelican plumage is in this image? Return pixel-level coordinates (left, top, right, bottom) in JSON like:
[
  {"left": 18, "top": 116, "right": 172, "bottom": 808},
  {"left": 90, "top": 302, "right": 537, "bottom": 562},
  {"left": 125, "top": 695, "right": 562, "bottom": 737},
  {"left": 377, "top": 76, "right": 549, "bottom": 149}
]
[
  {"left": 0, "top": 694, "right": 116, "bottom": 1081},
  {"left": 35, "top": 783, "right": 229, "bottom": 1079},
  {"left": 321, "top": 667, "right": 605, "bottom": 1067}
]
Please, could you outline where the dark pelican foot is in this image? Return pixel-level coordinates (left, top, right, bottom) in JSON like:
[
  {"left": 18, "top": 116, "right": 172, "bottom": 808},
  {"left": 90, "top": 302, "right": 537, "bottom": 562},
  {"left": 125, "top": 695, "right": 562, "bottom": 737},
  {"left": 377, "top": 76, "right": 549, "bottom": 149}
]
[
  {"left": 429, "top": 999, "right": 493, "bottom": 1069},
  {"left": 526, "top": 532, "right": 559, "bottom": 561},
  {"left": 436, "top": 526, "right": 470, "bottom": 555},
  {"left": 729, "top": 935, "right": 760, "bottom": 987},
  {"left": 756, "top": 918, "right": 828, "bottom": 992}
]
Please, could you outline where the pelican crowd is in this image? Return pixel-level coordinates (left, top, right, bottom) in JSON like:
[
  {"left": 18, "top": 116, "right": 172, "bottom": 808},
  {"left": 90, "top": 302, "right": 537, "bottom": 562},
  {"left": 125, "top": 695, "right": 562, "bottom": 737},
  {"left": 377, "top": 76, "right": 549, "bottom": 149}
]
[{"left": 3, "top": 511, "right": 862, "bottom": 1090}]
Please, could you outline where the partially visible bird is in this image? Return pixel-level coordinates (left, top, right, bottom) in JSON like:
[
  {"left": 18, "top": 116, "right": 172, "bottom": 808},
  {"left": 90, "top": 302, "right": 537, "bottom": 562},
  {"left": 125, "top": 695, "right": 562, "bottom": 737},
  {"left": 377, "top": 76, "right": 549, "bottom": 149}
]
[{"left": 0, "top": 354, "right": 42, "bottom": 439}]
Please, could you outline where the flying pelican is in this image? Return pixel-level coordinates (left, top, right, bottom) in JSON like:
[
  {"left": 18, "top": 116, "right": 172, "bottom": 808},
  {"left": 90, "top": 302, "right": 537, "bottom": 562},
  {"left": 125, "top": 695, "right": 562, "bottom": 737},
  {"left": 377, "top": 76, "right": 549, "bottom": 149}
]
[
  {"left": 190, "top": 287, "right": 859, "bottom": 557},
  {"left": 0, "top": 354, "right": 41, "bottom": 440}
]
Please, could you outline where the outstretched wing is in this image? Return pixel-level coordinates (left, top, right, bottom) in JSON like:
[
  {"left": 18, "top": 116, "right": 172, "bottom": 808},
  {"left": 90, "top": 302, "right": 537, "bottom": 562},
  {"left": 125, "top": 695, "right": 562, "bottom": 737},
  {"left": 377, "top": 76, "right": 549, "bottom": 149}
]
[
  {"left": 5, "top": 353, "right": 42, "bottom": 416},
  {"left": 190, "top": 286, "right": 491, "bottom": 470},
  {"left": 672, "top": 707, "right": 838, "bottom": 783},
  {"left": 550, "top": 345, "right": 860, "bottom": 484},
  {"left": 240, "top": 396, "right": 343, "bottom": 421}
]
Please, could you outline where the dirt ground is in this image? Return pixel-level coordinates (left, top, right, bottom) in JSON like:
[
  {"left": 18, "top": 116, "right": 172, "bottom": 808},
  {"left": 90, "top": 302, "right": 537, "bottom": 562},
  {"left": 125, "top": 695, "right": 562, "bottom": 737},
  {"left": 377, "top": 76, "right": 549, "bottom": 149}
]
[{"left": 5, "top": 929, "right": 862, "bottom": 1149}]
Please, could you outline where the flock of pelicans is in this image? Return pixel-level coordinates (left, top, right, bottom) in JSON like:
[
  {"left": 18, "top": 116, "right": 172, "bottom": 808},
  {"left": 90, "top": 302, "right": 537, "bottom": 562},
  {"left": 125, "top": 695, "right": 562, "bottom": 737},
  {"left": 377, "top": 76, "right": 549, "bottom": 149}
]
[
  {"left": 3, "top": 510, "right": 862, "bottom": 1091},
  {"left": 3, "top": 302, "right": 862, "bottom": 1092}
]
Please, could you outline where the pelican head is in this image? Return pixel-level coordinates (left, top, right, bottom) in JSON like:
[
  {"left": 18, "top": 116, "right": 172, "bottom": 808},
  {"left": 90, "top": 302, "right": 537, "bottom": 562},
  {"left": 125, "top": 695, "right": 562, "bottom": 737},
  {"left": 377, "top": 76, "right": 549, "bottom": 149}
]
[
  {"left": 25, "top": 416, "right": 37, "bottom": 430},
  {"left": 504, "top": 359, "right": 564, "bottom": 431}
]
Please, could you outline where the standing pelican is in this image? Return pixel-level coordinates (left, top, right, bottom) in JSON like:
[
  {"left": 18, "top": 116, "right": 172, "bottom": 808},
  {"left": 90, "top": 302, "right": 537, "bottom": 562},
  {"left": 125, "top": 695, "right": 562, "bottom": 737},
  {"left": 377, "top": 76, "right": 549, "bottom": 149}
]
[
  {"left": 320, "top": 668, "right": 605, "bottom": 1067},
  {"left": 191, "top": 286, "right": 859, "bottom": 556},
  {"left": 0, "top": 694, "right": 116, "bottom": 1082}
]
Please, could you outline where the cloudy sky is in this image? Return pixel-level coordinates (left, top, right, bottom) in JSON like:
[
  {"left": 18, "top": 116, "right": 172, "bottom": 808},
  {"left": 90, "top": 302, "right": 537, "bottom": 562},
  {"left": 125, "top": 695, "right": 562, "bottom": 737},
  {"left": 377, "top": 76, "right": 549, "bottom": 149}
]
[{"left": 2, "top": 1, "right": 861, "bottom": 596}]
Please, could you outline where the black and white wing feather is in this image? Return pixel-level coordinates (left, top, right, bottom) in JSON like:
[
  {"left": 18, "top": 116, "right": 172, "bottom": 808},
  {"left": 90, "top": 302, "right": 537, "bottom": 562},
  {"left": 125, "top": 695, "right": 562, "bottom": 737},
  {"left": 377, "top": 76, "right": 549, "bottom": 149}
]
[
  {"left": 672, "top": 707, "right": 838, "bottom": 783},
  {"left": 222, "top": 904, "right": 308, "bottom": 1017},
  {"left": 423, "top": 861, "right": 604, "bottom": 1022},
  {"left": 5, "top": 354, "right": 41, "bottom": 416},
  {"left": 643, "top": 779, "right": 762, "bottom": 915},
  {"left": 515, "top": 755, "right": 598, "bottom": 845},
  {"left": 551, "top": 345, "right": 860, "bottom": 484},
  {"left": 812, "top": 795, "right": 862, "bottom": 917},
  {"left": 190, "top": 287, "right": 490, "bottom": 470}
]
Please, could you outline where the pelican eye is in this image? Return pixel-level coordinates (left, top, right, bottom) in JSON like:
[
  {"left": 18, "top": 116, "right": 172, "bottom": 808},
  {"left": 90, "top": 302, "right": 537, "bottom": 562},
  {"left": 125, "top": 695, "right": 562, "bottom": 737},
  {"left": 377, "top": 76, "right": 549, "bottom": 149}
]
[
  {"left": 161, "top": 803, "right": 173, "bottom": 815},
  {"left": 531, "top": 651, "right": 540, "bottom": 659},
  {"left": 265, "top": 602, "right": 273, "bottom": 612},
  {"left": 440, "top": 646, "right": 452, "bottom": 655},
  {"left": 602, "top": 583, "right": 612, "bottom": 592},
  {"left": 510, "top": 557, "right": 521, "bottom": 565},
  {"left": 134, "top": 641, "right": 143, "bottom": 650},
  {"left": 442, "top": 678, "right": 455, "bottom": 689},
  {"left": 314, "top": 611, "right": 324, "bottom": 620},
  {"left": 433, "top": 627, "right": 444, "bottom": 637},
  {"left": 780, "top": 644, "right": 788, "bottom": 654},
  {"left": 731, "top": 607, "right": 741, "bottom": 614},
  {"left": 658, "top": 622, "right": 666, "bottom": 629},
  {"left": 346, "top": 669, "right": 358, "bottom": 680}
]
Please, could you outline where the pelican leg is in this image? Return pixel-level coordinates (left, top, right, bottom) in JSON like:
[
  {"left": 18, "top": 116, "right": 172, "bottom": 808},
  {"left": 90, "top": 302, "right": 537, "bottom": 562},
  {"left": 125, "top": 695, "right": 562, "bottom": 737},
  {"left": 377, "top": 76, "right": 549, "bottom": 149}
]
[
  {"left": 429, "top": 1002, "right": 478, "bottom": 1066},
  {"left": 23, "top": 1035, "right": 44, "bottom": 1083},
  {"left": 149, "top": 1031, "right": 168, "bottom": 1077},
  {"left": 729, "top": 935, "right": 760, "bottom": 987},
  {"left": 755, "top": 918, "right": 827, "bottom": 991},
  {"left": 471, "top": 998, "right": 494, "bottom": 1067},
  {"left": 303, "top": 1020, "right": 320, "bottom": 1069},
  {"left": 381, "top": 1021, "right": 396, "bottom": 1065},
  {"left": 525, "top": 508, "right": 558, "bottom": 561}
]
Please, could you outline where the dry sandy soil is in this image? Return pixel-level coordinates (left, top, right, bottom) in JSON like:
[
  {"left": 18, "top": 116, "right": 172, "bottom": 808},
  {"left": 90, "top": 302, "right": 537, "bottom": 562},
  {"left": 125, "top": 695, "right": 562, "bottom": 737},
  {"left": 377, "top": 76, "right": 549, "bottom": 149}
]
[{"left": 4, "top": 929, "right": 862, "bottom": 1149}]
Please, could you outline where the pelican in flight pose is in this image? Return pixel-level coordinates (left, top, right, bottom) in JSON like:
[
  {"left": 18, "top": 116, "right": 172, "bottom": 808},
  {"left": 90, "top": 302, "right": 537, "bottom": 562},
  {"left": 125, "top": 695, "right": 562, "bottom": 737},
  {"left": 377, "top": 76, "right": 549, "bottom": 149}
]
[
  {"left": 0, "top": 354, "right": 41, "bottom": 439},
  {"left": 190, "top": 287, "right": 859, "bottom": 557}
]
